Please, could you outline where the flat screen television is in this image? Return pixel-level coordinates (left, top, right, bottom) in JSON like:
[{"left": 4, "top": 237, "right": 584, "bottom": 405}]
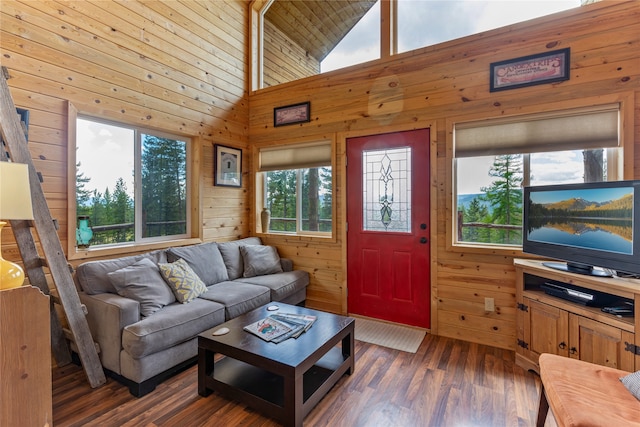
[{"left": 523, "top": 180, "right": 640, "bottom": 278}]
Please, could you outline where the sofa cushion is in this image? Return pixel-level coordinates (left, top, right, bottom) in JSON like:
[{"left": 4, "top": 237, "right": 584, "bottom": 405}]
[
  {"left": 166, "top": 242, "right": 229, "bottom": 285},
  {"left": 107, "top": 258, "right": 176, "bottom": 317},
  {"left": 217, "top": 237, "right": 262, "bottom": 280},
  {"left": 235, "top": 270, "right": 309, "bottom": 302},
  {"left": 198, "top": 281, "right": 270, "bottom": 319},
  {"left": 158, "top": 258, "right": 208, "bottom": 303},
  {"left": 122, "top": 298, "right": 225, "bottom": 359},
  {"left": 76, "top": 249, "right": 168, "bottom": 295},
  {"left": 240, "top": 245, "right": 284, "bottom": 278}
]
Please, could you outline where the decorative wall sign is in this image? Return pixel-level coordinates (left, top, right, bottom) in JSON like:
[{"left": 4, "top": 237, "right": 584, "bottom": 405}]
[
  {"left": 214, "top": 144, "right": 242, "bottom": 187},
  {"left": 490, "top": 48, "right": 570, "bottom": 92},
  {"left": 274, "top": 101, "right": 310, "bottom": 127}
]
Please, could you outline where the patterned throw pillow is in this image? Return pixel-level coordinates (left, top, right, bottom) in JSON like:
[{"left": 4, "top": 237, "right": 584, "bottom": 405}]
[
  {"left": 621, "top": 371, "right": 640, "bottom": 400},
  {"left": 158, "top": 258, "right": 208, "bottom": 303}
]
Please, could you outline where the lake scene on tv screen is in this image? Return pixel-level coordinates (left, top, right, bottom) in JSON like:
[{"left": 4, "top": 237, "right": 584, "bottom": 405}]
[{"left": 527, "top": 187, "right": 633, "bottom": 255}]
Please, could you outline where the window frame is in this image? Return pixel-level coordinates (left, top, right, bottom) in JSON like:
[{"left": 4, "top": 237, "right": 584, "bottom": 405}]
[
  {"left": 261, "top": 167, "right": 333, "bottom": 237},
  {"left": 67, "top": 103, "right": 201, "bottom": 260},
  {"left": 254, "top": 137, "right": 336, "bottom": 240},
  {"left": 445, "top": 93, "right": 635, "bottom": 255}
]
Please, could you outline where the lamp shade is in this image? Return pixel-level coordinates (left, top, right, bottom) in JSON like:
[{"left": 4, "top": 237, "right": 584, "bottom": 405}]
[{"left": 0, "top": 162, "right": 34, "bottom": 220}]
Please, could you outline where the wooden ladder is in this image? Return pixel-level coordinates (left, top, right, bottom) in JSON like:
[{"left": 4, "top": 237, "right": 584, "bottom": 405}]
[{"left": 0, "top": 67, "right": 105, "bottom": 388}]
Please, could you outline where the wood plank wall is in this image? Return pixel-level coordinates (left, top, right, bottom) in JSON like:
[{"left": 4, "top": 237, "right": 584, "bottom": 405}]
[
  {"left": 1, "top": 0, "right": 639, "bottom": 351},
  {"left": 263, "top": 20, "right": 319, "bottom": 87},
  {"left": 249, "top": 1, "right": 640, "bottom": 349},
  {"left": 0, "top": 1, "right": 251, "bottom": 269}
]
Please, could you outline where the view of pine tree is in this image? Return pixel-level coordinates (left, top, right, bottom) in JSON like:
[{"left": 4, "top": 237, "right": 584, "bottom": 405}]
[
  {"left": 463, "top": 197, "right": 490, "bottom": 242},
  {"left": 305, "top": 168, "right": 319, "bottom": 231},
  {"left": 76, "top": 161, "right": 92, "bottom": 216},
  {"left": 266, "top": 167, "right": 332, "bottom": 233},
  {"left": 75, "top": 135, "right": 187, "bottom": 245},
  {"left": 480, "top": 154, "right": 523, "bottom": 244},
  {"left": 266, "top": 170, "right": 297, "bottom": 232},
  {"left": 112, "top": 178, "right": 133, "bottom": 242},
  {"left": 318, "top": 167, "right": 333, "bottom": 229},
  {"left": 89, "top": 189, "right": 106, "bottom": 236},
  {"left": 141, "top": 135, "right": 187, "bottom": 237},
  {"left": 301, "top": 167, "right": 332, "bottom": 232}
]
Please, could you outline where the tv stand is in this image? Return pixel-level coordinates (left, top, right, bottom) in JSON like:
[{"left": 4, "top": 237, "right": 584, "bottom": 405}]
[
  {"left": 514, "top": 259, "right": 639, "bottom": 374},
  {"left": 542, "top": 261, "right": 612, "bottom": 278}
]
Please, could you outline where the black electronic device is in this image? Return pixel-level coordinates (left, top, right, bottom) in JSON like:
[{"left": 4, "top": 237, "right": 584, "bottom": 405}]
[
  {"left": 523, "top": 180, "right": 640, "bottom": 278},
  {"left": 601, "top": 305, "right": 634, "bottom": 316},
  {"left": 540, "top": 281, "right": 622, "bottom": 307}
]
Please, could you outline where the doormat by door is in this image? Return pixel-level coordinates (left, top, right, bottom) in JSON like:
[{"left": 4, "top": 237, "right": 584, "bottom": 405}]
[{"left": 354, "top": 317, "right": 426, "bottom": 353}]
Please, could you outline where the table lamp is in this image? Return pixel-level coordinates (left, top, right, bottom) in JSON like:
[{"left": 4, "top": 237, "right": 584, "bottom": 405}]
[{"left": 0, "top": 161, "right": 34, "bottom": 290}]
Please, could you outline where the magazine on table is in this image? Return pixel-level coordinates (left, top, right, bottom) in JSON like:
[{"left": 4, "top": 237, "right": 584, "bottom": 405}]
[
  {"left": 243, "top": 316, "right": 296, "bottom": 342},
  {"left": 243, "top": 312, "right": 317, "bottom": 343},
  {"left": 270, "top": 313, "right": 317, "bottom": 335}
]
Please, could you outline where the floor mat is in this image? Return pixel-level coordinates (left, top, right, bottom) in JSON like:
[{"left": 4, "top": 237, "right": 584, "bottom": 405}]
[{"left": 354, "top": 317, "right": 426, "bottom": 353}]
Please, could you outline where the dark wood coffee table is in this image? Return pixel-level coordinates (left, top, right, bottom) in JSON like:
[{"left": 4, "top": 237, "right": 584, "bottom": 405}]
[{"left": 198, "top": 303, "right": 355, "bottom": 427}]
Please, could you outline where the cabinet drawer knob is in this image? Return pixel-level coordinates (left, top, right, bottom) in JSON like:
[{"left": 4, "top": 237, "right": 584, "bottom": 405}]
[
  {"left": 558, "top": 342, "right": 567, "bottom": 349},
  {"left": 570, "top": 347, "right": 577, "bottom": 355}
]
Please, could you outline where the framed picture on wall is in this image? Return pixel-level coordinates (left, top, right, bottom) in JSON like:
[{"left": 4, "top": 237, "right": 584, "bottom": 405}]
[
  {"left": 214, "top": 144, "right": 242, "bottom": 187},
  {"left": 490, "top": 48, "right": 570, "bottom": 92},
  {"left": 274, "top": 101, "right": 311, "bottom": 127}
]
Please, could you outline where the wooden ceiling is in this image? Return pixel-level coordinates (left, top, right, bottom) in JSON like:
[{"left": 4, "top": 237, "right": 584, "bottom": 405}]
[{"left": 264, "top": 0, "right": 377, "bottom": 62}]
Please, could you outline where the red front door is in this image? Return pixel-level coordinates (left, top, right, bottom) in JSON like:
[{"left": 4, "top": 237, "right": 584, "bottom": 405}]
[{"left": 346, "top": 129, "right": 430, "bottom": 328}]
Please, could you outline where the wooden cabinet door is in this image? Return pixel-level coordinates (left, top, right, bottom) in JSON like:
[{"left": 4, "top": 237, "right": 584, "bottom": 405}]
[
  {"left": 524, "top": 298, "right": 569, "bottom": 358},
  {"left": 569, "top": 314, "right": 635, "bottom": 371}
]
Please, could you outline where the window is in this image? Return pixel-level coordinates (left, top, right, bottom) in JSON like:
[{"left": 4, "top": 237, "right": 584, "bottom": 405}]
[
  {"left": 75, "top": 117, "right": 190, "bottom": 248},
  {"left": 320, "top": 1, "right": 381, "bottom": 73},
  {"left": 454, "top": 104, "right": 621, "bottom": 247},
  {"left": 258, "top": 142, "right": 333, "bottom": 236},
  {"left": 362, "top": 147, "right": 411, "bottom": 232},
  {"left": 396, "top": 0, "right": 580, "bottom": 54},
  {"left": 252, "top": 0, "right": 581, "bottom": 90}
]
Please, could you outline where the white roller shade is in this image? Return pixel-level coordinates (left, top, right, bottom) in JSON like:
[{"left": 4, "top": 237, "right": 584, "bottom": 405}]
[
  {"left": 455, "top": 104, "right": 619, "bottom": 158},
  {"left": 259, "top": 141, "right": 331, "bottom": 171}
]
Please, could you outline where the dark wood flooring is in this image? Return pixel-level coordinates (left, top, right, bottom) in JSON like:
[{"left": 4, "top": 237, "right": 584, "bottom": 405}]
[{"left": 53, "top": 334, "right": 550, "bottom": 426}]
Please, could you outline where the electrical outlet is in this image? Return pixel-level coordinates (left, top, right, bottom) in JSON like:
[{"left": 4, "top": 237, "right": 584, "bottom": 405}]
[{"left": 485, "top": 297, "right": 495, "bottom": 312}]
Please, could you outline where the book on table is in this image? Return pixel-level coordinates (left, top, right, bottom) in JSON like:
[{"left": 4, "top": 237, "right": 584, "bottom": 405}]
[{"left": 243, "top": 313, "right": 317, "bottom": 343}]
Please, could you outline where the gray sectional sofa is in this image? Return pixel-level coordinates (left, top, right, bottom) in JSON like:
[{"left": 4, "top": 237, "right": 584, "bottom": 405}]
[{"left": 75, "top": 237, "right": 309, "bottom": 396}]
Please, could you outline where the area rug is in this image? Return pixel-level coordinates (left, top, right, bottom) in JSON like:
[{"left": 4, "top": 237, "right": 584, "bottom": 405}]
[{"left": 354, "top": 317, "right": 426, "bottom": 353}]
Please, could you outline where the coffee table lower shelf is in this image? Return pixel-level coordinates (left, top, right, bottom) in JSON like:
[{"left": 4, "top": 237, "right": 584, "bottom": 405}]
[{"left": 200, "top": 347, "right": 352, "bottom": 427}]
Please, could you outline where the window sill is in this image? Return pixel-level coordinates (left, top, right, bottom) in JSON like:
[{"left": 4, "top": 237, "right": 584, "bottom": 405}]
[
  {"left": 448, "top": 242, "right": 524, "bottom": 257},
  {"left": 68, "top": 237, "right": 202, "bottom": 261},
  {"left": 257, "top": 231, "right": 336, "bottom": 243}
]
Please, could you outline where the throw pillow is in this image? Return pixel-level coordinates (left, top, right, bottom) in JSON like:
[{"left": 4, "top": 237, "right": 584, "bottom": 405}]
[
  {"left": 158, "top": 258, "right": 208, "bottom": 303},
  {"left": 166, "top": 242, "right": 229, "bottom": 286},
  {"left": 107, "top": 258, "right": 176, "bottom": 317},
  {"left": 218, "top": 237, "right": 262, "bottom": 280},
  {"left": 621, "top": 371, "right": 640, "bottom": 400},
  {"left": 239, "top": 245, "right": 283, "bottom": 278}
]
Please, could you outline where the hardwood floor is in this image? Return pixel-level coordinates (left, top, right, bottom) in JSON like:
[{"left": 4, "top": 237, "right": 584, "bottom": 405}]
[{"left": 53, "top": 334, "right": 550, "bottom": 426}]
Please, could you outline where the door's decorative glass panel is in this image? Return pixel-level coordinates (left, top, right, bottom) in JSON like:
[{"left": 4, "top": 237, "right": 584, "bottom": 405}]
[{"left": 363, "top": 147, "right": 411, "bottom": 232}]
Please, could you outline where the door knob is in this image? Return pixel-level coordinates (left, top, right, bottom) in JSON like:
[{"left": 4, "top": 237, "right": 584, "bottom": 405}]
[
  {"left": 420, "top": 237, "right": 428, "bottom": 244},
  {"left": 420, "top": 223, "right": 427, "bottom": 230}
]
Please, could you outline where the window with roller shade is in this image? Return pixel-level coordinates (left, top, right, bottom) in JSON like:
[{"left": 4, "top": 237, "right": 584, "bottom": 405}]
[
  {"left": 258, "top": 142, "right": 332, "bottom": 236},
  {"left": 453, "top": 104, "right": 621, "bottom": 247}
]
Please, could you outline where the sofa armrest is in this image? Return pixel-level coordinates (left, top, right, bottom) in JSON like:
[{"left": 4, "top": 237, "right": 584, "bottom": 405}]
[
  {"left": 280, "top": 257, "right": 293, "bottom": 272},
  {"left": 79, "top": 292, "right": 140, "bottom": 374}
]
